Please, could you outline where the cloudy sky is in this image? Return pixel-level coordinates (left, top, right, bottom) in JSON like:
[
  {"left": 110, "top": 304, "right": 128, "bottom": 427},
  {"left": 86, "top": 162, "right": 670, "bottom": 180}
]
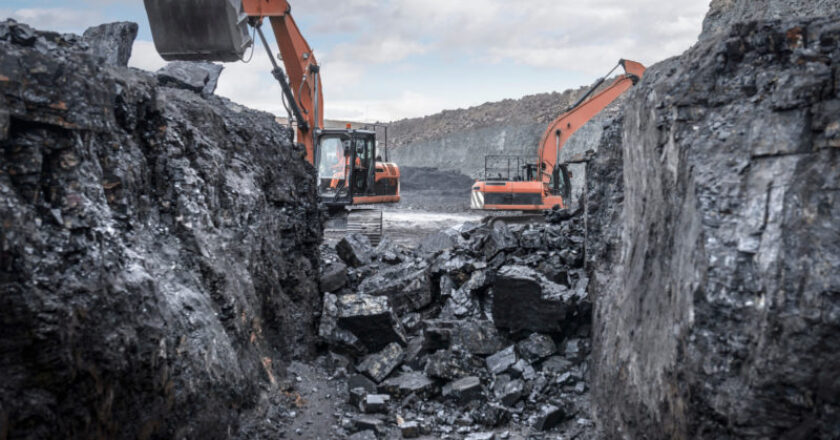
[{"left": 2, "top": 0, "right": 710, "bottom": 121}]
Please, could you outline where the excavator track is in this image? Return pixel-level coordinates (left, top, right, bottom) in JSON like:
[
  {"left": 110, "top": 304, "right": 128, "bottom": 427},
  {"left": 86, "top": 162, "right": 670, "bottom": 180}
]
[{"left": 324, "top": 209, "right": 383, "bottom": 246}]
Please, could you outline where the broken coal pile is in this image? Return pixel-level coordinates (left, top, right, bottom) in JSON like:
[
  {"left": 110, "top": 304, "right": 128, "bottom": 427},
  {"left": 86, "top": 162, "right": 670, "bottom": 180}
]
[
  {"left": 0, "top": 20, "right": 322, "bottom": 439},
  {"left": 317, "top": 211, "right": 596, "bottom": 438}
]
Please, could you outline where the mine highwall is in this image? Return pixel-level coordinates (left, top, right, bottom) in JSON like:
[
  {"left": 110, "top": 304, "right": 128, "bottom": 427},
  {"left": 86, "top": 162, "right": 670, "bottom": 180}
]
[
  {"left": 588, "top": 13, "right": 840, "bottom": 439},
  {"left": 0, "top": 21, "right": 322, "bottom": 439}
]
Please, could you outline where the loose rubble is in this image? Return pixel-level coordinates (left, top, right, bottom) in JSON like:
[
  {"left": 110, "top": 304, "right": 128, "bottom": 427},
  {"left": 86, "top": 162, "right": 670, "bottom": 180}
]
[{"left": 318, "top": 211, "right": 595, "bottom": 438}]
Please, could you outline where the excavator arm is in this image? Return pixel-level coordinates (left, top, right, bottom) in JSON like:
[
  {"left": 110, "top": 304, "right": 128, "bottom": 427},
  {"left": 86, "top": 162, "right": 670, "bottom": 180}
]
[
  {"left": 536, "top": 59, "right": 645, "bottom": 185},
  {"left": 144, "top": 0, "right": 323, "bottom": 162}
]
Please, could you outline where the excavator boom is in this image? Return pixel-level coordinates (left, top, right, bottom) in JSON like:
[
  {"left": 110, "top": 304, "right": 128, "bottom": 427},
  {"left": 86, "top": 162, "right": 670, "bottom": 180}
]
[
  {"left": 143, "top": 0, "right": 401, "bottom": 243},
  {"left": 536, "top": 59, "right": 644, "bottom": 185},
  {"left": 144, "top": 0, "right": 323, "bottom": 162},
  {"left": 471, "top": 59, "right": 645, "bottom": 211}
]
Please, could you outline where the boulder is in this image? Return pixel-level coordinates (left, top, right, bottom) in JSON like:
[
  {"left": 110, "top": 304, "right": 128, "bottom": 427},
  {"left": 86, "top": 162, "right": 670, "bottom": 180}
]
[
  {"left": 483, "top": 224, "right": 519, "bottom": 259},
  {"left": 399, "top": 421, "right": 420, "bottom": 438},
  {"left": 357, "top": 262, "right": 432, "bottom": 314},
  {"left": 419, "top": 228, "right": 461, "bottom": 253},
  {"left": 319, "top": 293, "right": 406, "bottom": 353},
  {"left": 157, "top": 61, "right": 224, "bottom": 95},
  {"left": 496, "top": 378, "right": 523, "bottom": 406},
  {"left": 336, "top": 233, "right": 374, "bottom": 267},
  {"left": 359, "top": 394, "right": 390, "bottom": 413},
  {"left": 492, "top": 265, "right": 587, "bottom": 333},
  {"left": 82, "top": 22, "right": 137, "bottom": 66}
]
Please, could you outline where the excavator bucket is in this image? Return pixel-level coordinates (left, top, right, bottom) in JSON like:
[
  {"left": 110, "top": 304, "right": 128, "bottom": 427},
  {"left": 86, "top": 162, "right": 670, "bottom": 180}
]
[{"left": 143, "top": 0, "right": 253, "bottom": 62}]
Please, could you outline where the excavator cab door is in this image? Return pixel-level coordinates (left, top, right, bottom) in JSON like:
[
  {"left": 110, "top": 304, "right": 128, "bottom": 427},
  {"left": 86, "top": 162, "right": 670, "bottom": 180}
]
[
  {"left": 350, "top": 133, "right": 377, "bottom": 196},
  {"left": 315, "top": 130, "right": 377, "bottom": 206},
  {"left": 316, "top": 133, "right": 354, "bottom": 206},
  {"left": 143, "top": 0, "right": 253, "bottom": 62},
  {"left": 550, "top": 164, "right": 572, "bottom": 201}
]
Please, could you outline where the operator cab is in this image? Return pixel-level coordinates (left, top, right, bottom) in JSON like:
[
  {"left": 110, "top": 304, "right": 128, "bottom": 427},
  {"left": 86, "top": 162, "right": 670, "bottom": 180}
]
[{"left": 315, "top": 129, "right": 378, "bottom": 207}]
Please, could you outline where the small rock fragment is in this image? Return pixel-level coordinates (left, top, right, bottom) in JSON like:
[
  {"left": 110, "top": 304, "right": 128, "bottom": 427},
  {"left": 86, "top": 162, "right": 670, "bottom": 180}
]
[
  {"left": 399, "top": 420, "right": 420, "bottom": 438},
  {"left": 516, "top": 333, "right": 557, "bottom": 362},
  {"left": 534, "top": 404, "right": 567, "bottom": 431},
  {"left": 356, "top": 342, "right": 405, "bottom": 383},
  {"left": 337, "top": 233, "right": 374, "bottom": 267},
  {"left": 442, "top": 376, "right": 483, "bottom": 403},
  {"left": 486, "top": 346, "right": 518, "bottom": 375},
  {"left": 379, "top": 372, "right": 436, "bottom": 398},
  {"left": 360, "top": 394, "right": 390, "bottom": 413}
]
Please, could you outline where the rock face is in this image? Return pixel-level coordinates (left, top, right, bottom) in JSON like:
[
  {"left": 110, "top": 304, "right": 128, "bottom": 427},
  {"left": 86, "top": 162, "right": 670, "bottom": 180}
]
[
  {"left": 589, "top": 12, "right": 840, "bottom": 440},
  {"left": 0, "top": 21, "right": 322, "bottom": 439},
  {"left": 702, "top": 0, "right": 840, "bottom": 39}
]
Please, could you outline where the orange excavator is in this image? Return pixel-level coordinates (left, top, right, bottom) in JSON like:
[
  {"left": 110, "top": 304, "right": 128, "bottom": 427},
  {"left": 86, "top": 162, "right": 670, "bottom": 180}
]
[
  {"left": 144, "top": 0, "right": 399, "bottom": 241},
  {"left": 470, "top": 59, "right": 645, "bottom": 212}
]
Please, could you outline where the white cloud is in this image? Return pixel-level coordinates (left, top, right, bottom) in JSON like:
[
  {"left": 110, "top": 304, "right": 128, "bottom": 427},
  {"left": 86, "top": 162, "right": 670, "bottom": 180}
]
[
  {"left": 2, "top": 7, "right": 103, "bottom": 33},
  {"left": 294, "top": 0, "right": 708, "bottom": 74},
  {"left": 127, "top": 40, "right": 167, "bottom": 71},
  {"left": 326, "top": 90, "right": 462, "bottom": 122}
]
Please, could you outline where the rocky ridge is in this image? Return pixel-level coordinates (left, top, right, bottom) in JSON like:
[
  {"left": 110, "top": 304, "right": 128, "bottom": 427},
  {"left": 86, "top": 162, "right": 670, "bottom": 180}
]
[
  {"left": 0, "top": 20, "right": 321, "bottom": 439},
  {"left": 588, "top": 10, "right": 840, "bottom": 440}
]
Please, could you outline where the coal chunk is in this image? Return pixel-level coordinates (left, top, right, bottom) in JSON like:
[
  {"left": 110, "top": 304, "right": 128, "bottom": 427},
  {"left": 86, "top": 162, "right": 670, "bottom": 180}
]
[
  {"left": 336, "top": 233, "right": 374, "bottom": 267},
  {"left": 379, "top": 372, "right": 436, "bottom": 398},
  {"left": 347, "top": 374, "right": 378, "bottom": 394},
  {"left": 516, "top": 333, "right": 557, "bottom": 362},
  {"left": 356, "top": 342, "right": 405, "bottom": 383},
  {"left": 424, "top": 349, "right": 483, "bottom": 380},
  {"left": 465, "top": 432, "right": 496, "bottom": 440},
  {"left": 492, "top": 265, "right": 586, "bottom": 333},
  {"left": 400, "top": 420, "right": 420, "bottom": 438},
  {"left": 486, "top": 346, "right": 518, "bottom": 376},
  {"left": 320, "top": 261, "right": 347, "bottom": 292},
  {"left": 157, "top": 61, "right": 224, "bottom": 95},
  {"left": 483, "top": 225, "right": 519, "bottom": 259},
  {"left": 352, "top": 416, "right": 384, "bottom": 435},
  {"left": 454, "top": 320, "right": 505, "bottom": 355},
  {"left": 442, "top": 376, "right": 483, "bottom": 403},
  {"left": 357, "top": 262, "right": 432, "bottom": 314},
  {"left": 496, "top": 378, "right": 523, "bottom": 406},
  {"left": 533, "top": 404, "right": 567, "bottom": 431},
  {"left": 360, "top": 394, "right": 390, "bottom": 414},
  {"left": 82, "top": 22, "right": 138, "bottom": 66},
  {"left": 348, "top": 430, "right": 377, "bottom": 440},
  {"left": 319, "top": 293, "right": 406, "bottom": 353}
]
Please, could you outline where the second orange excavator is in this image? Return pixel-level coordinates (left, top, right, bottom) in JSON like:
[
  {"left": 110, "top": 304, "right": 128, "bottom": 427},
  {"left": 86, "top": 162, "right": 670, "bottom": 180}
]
[
  {"left": 470, "top": 59, "right": 646, "bottom": 212},
  {"left": 144, "top": 0, "right": 399, "bottom": 241}
]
